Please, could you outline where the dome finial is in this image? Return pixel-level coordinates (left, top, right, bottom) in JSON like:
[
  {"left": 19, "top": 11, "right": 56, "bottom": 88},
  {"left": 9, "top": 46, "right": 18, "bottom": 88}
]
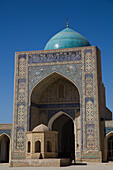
[{"left": 66, "top": 17, "right": 69, "bottom": 28}]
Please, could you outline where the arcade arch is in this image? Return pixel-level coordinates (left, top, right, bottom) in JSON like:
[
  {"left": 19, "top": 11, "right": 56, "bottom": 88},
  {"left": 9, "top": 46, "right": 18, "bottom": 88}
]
[
  {"left": 29, "top": 72, "right": 81, "bottom": 159},
  {"left": 105, "top": 132, "right": 113, "bottom": 161},
  {"left": 0, "top": 134, "right": 10, "bottom": 163},
  {"left": 51, "top": 112, "right": 75, "bottom": 158},
  {"left": 48, "top": 111, "right": 73, "bottom": 130}
]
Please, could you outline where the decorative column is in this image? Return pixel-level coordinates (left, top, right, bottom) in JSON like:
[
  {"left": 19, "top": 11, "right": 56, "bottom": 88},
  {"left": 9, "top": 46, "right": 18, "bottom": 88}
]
[
  {"left": 11, "top": 53, "right": 28, "bottom": 159},
  {"left": 81, "top": 48, "right": 101, "bottom": 161}
]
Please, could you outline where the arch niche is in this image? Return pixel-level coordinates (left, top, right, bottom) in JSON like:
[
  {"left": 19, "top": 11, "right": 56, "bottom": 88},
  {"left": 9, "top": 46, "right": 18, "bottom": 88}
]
[
  {"left": 105, "top": 132, "right": 113, "bottom": 161},
  {"left": 29, "top": 72, "right": 80, "bottom": 158},
  {"left": 0, "top": 134, "right": 10, "bottom": 163},
  {"left": 49, "top": 111, "right": 75, "bottom": 158}
]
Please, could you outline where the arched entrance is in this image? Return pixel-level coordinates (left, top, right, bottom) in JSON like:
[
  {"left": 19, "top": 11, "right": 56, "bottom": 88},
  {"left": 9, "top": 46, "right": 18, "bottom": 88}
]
[
  {"left": 51, "top": 112, "right": 75, "bottom": 159},
  {"left": 0, "top": 134, "right": 10, "bottom": 163},
  {"left": 107, "top": 135, "right": 113, "bottom": 161},
  {"left": 30, "top": 72, "right": 80, "bottom": 130},
  {"left": 29, "top": 72, "right": 80, "bottom": 160}
]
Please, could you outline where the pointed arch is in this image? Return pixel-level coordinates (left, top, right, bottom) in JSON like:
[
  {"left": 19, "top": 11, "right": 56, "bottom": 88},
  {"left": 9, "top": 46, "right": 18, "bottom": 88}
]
[
  {"left": 29, "top": 71, "right": 81, "bottom": 104},
  {"left": 48, "top": 111, "right": 73, "bottom": 130},
  {"left": 0, "top": 133, "right": 11, "bottom": 163},
  {"left": 105, "top": 131, "right": 113, "bottom": 161},
  {"left": 35, "top": 140, "right": 41, "bottom": 153},
  {"left": 50, "top": 111, "right": 75, "bottom": 158},
  {"left": 29, "top": 71, "right": 80, "bottom": 131},
  {"left": 0, "top": 133, "right": 11, "bottom": 139}
]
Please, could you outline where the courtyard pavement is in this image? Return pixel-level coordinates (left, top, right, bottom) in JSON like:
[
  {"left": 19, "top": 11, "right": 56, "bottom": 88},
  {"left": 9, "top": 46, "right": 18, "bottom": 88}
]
[{"left": 0, "top": 163, "right": 113, "bottom": 170}]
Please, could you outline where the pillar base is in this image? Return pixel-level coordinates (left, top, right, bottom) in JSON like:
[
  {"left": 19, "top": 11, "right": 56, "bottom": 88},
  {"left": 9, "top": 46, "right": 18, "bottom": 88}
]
[
  {"left": 75, "top": 151, "right": 102, "bottom": 162},
  {"left": 10, "top": 158, "right": 71, "bottom": 167}
]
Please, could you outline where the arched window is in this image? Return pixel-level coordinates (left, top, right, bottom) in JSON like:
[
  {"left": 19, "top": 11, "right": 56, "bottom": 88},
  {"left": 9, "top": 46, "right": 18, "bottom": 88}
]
[
  {"left": 58, "top": 83, "right": 65, "bottom": 98},
  {"left": 107, "top": 135, "right": 113, "bottom": 160},
  {"left": 47, "top": 141, "right": 52, "bottom": 152},
  {"left": 27, "top": 141, "right": 31, "bottom": 153},
  {"left": 35, "top": 141, "right": 41, "bottom": 153}
]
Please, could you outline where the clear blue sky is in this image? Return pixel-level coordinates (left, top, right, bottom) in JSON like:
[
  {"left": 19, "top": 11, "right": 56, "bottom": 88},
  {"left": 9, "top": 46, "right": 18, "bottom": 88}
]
[{"left": 0, "top": 0, "right": 113, "bottom": 123}]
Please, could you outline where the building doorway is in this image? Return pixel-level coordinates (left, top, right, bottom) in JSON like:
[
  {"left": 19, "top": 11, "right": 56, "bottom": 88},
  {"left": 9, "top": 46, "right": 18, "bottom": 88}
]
[
  {"left": 52, "top": 113, "right": 75, "bottom": 159},
  {"left": 107, "top": 135, "right": 113, "bottom": 161},
  {"left": 29, "top": 72, "right": 80, "bottom": 161},
  {"left": 0, "top": 134, "right": 10, "bottom": 163}
]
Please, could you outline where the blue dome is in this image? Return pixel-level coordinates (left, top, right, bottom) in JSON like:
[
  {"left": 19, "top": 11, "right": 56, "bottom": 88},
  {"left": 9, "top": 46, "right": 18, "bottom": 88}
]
[{"left": 44, "top": 27, "right": 90, "bottom": 50}]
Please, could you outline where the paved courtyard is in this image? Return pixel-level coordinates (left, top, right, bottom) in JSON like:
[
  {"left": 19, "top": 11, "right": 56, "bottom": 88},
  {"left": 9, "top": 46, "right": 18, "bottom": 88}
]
[{"left": 0, "top": 163, "right": 113, "bottom": 170}]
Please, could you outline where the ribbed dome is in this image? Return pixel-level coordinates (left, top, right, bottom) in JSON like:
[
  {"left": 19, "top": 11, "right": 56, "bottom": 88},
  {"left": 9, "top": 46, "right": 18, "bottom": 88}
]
[
  {"left": 32, "top": 124, "right": 49, "bottom": 132},
  {"left": 44, "top": 27, "right": 90, "bottom": 50}
]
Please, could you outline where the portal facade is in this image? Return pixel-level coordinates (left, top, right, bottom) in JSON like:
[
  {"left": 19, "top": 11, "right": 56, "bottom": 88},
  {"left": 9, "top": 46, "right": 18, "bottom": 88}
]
[
  {"left": 11, "top": 45, "right": 108, "bottom": 162},
  {"left": 0, "top": 26, "right": 112, "bottom": 164}
]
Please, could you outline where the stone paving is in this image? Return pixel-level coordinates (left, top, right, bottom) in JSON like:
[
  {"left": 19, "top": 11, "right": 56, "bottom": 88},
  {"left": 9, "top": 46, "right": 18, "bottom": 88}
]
[{"left": 0, "top": 163, "right": 113, "bottom": 170}]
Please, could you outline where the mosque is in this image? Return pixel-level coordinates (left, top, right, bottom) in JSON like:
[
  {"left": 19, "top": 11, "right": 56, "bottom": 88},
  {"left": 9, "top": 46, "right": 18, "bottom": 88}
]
[{"left": 0, "top": 22, "right": 113, "bottom": 166}]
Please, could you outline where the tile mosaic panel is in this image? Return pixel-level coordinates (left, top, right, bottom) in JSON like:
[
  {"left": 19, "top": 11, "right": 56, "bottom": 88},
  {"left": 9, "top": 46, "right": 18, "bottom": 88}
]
[
  {"left": 86, "top": 124, "right": 95, "bottom": 150},
  {"left": 84, "top": 49, "right": 92, "bottom": 72},
  {"left": 18, "top": 55, "right": 26, "bottom": 78},
  {"left": 76, "top": 151, "right": 100, "bottom": 159},
  {"left": 85, "top": 98, "right": 94, "bottom": 121},
  {"left": 17, "top": 103, "right": 25, "bottom": 124},
  {"left": 85, "top": 74, "right": 93, "bottom": 96},
  {"left": 12, "top": 54, "right": 27, "bottom": 156},
  {"left": 29, "top": 51, "right": 81, "bottom": 64},
  {"left": 82, "top": 151, "right": 100, "bottom": 159},
  {"left": 76, "top": 152, "right": 81, "bottom": 159},
  {"left": 16, "top": 127, "right": 25, "bottom": 150},
  {"left": 105, "top": 121, "right": 113, "bottom": 127},
  {"left": 83, "top": 47, "right": 99, "bottom": 154},
  {"left": 0, "top": 124, "right": 12, "bottom": 129},
  {"left": 11, "top": 152, "right": 26, "bottom": 159},
  {"left": 18, "top": 54, "right": 26, "bottom": 59},
  {"left": 18, "top": 79, "right": 26, "bottom": 102}
]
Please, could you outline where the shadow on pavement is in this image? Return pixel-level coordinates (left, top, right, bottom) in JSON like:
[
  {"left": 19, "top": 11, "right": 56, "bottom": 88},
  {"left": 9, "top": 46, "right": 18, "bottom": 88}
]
[{"left": 72, "top": 162, "right": 87, "bottom": 165}]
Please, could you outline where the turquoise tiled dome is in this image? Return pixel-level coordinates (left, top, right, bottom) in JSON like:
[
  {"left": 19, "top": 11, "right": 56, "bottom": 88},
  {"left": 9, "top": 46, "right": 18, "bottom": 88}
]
[{"left": 44, "top": 27, "right": 90, "bottom": 50}]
